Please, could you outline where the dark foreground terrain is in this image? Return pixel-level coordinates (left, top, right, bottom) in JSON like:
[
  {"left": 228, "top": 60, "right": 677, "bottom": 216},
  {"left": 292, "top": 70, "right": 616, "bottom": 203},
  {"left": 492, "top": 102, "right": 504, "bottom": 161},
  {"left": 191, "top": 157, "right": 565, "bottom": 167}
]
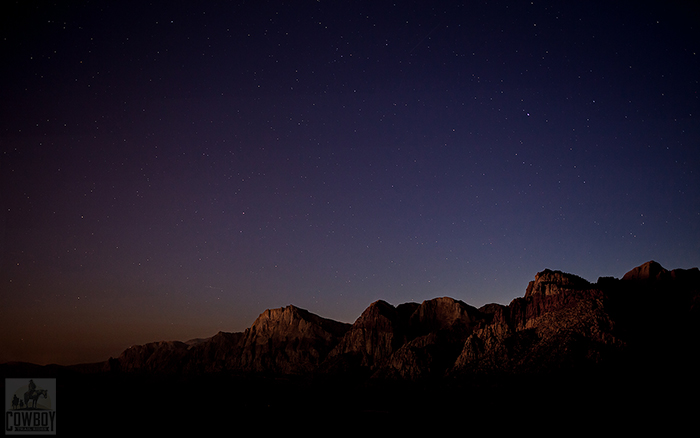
[{"left": 3, "top": 359, "right": 696, "bottom": 435}]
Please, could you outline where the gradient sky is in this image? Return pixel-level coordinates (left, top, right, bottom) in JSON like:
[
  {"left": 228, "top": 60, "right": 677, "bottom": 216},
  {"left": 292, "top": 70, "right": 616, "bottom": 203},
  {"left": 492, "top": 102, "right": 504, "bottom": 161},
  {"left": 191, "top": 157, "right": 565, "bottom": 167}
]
[{"left": 2, "top": 1, "right": 699, "bottom": 365}]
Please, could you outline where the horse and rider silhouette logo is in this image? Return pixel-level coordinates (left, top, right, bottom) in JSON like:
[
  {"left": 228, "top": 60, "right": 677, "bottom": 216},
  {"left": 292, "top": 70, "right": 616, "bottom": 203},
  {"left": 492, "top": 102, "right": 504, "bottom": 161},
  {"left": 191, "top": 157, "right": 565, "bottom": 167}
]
[
  {"left": 7, "top": 379, "right": 53, "bottom": 411},
  {"left": 5, "top": 378, "right": 57, "bottom": 435}
]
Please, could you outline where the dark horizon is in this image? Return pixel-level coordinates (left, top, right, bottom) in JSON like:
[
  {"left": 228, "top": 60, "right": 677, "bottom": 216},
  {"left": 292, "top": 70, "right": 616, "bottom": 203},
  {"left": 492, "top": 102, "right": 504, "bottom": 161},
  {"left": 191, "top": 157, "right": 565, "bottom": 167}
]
[{"left": 2, "top": 1, "right": 699, "bottom": 366}]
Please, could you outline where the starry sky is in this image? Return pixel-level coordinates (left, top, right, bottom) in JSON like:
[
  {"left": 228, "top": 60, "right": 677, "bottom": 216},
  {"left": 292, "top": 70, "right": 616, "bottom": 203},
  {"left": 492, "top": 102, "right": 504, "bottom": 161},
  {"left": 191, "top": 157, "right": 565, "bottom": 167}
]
[{"left": 1, "top": 0, "right": 699, "bottom": 365}]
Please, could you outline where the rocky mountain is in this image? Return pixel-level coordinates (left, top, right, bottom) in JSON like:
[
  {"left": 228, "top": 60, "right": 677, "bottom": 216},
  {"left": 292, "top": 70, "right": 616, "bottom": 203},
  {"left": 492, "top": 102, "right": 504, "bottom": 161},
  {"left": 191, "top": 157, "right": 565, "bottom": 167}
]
[
  {"left": 102, "top": 261, "right": 699, "bottom": 381},
  {"left": 321, "top": 297, "right": 484, "bottom": 379},
  {"left": 621, "top": 259, "right": 669, "bottom": 282},
  {"left": 453, "top": 271, "right": 622, "bottom": 374},
  {"left": 236, "top": 305, "right": 351, "bottom": 374},
  {"left": 3, "top": 260, "right": 699, "bottom": 433},
  {"left": 184, "top": 331, "right": 244, "bottom": 373},
  {"left": 322, "top": 300, "right": 418, "bottom": 374},
  {"left": 112, "top": 305, "right": 351, "bottom": 375}
]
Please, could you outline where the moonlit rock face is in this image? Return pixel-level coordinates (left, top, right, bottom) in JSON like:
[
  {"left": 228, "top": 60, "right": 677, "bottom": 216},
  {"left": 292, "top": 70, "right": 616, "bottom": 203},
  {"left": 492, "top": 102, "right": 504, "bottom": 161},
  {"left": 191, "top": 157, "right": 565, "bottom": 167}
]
[
  {"left": 621, "top": 260, "right": 667, "bottom": 282},
  {"left": 408, "top": 297, "right": 482, "bottom": 335},
  {"left": 524, "top": 269, "right": 591, "bottom": 298},
  {"left": 238, "top": 305, "right": 351, "bottom": 374},
  {"left": 117, "top": 341, "right": 191, "bottom": 373},
  {"left": 325, "top": 300, "right": 408, "bottom": 368}
]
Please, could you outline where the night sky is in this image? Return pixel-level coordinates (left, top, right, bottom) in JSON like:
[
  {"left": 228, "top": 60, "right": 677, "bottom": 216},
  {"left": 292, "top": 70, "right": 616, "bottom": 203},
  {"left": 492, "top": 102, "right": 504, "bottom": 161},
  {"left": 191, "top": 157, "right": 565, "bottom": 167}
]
[{"left": 2, "top": 1, "right": 699, "bottom": 365}]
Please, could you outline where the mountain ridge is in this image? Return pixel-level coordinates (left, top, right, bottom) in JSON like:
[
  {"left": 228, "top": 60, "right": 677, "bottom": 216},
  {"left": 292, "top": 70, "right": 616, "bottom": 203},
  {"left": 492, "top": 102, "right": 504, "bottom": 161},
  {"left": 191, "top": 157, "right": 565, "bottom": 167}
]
[
  {"left": 4, "top": 261, "right": 699, "bottom": 381},
  {"left": 32, "top": 260, "right": 693, "bottom": 381},
  {"left": 3, "top": 260, "right": 698, "bottom": 432}
]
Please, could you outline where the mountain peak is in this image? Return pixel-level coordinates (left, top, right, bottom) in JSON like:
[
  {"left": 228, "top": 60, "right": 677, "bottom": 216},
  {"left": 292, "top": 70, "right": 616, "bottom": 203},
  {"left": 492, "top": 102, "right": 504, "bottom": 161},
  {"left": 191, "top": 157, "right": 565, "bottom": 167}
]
[
  {"left": 239, "top": 305, "right": 351, "bottom": 374},
  {"left": 524, "top": 269, "right": 590, "bottom": 298},
  {"left": 622, "top": 260, "right": 667, "bottom": 281},
  {"left": 409, "top": 297, "right": 482, "bottom": 335}
]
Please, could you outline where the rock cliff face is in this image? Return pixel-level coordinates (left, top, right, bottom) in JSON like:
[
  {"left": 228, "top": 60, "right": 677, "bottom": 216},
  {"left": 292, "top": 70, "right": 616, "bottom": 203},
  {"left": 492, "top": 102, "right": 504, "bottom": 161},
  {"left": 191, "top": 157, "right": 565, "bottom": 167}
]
[
  {"left": 322, "top": 297, "right": 486, "bottom": 379},
  {"left": 452, "top": 286, "right": 621, "bottom": 374},
  {"left": 323, "top": 300, "right": 417, "bottom": 373},
  {"left": 524, "top": 269, "right": 590, "bottom": 298},
  {"left": 237, "top": 305, "right": 351, "bottom": 374},
  {"left": 372, "top": 297, "right": 484, "bottom": 379},
  {"left": 111, "top": 261, "right": 700, "bottom": 381},
  {"left": 116, "top": 305, "right": 352, "bottom": 375},
  {"left": 118, "top": 340, "right": 193, "bottom": 374},
  {"left": 621, "top": 260, "right": 668, "bottom": 282},
  {"left": 184, "top": 331, "right": 244, "bottom": 373},
  {"left": 450, "top": 260, "right": 700, "bottom": 376}
]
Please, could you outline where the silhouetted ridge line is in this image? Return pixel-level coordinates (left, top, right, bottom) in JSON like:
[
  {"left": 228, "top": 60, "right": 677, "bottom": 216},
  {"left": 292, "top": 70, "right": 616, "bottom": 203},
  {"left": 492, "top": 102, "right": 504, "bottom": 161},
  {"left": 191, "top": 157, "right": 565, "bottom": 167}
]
[{"left": 4, "top": 261, "right": 698, "bottom": 382}]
